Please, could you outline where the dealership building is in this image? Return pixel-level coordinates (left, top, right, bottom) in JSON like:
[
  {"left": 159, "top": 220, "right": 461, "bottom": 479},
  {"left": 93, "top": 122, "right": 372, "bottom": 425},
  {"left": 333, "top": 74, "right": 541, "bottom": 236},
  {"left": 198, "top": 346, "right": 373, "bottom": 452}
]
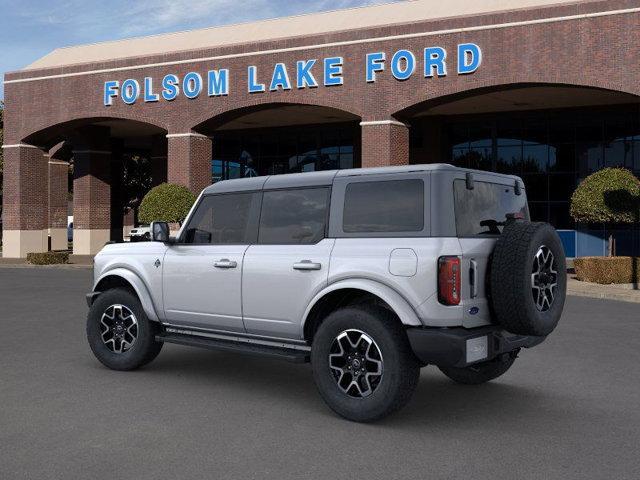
[{"left": 2, "top": 0, "right": 640, "bottom": 257}]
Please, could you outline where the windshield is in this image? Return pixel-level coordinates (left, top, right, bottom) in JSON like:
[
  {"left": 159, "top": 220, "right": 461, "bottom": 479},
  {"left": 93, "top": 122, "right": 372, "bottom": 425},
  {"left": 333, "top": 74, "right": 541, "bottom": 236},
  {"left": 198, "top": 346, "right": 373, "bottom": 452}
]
[{"left": 453, "top": 179, "right": 529, "bottom": 236}]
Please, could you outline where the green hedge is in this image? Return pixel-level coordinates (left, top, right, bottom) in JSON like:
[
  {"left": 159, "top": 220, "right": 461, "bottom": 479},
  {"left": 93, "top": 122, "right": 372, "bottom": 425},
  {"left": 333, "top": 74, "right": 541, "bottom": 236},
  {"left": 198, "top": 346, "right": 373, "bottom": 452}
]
[
  {"left": 574, "top": 256, "right": 640, "bottom": 284},
  {"left": 570, "top": 168, "right": 640, "bottom": 224},
  {"left": 27, "top": 251, "right": 69, "bottom": 265},
  {"left": 138, "top": 183, "right": 196, "bottom": 224}
]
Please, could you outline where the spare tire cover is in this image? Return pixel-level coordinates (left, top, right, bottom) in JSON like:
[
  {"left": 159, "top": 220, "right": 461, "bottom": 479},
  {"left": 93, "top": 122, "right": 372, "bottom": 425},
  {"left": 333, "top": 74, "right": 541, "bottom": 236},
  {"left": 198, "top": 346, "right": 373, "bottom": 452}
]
[{"left": 489, "top": 221, "right": 566, "bottom": 336}]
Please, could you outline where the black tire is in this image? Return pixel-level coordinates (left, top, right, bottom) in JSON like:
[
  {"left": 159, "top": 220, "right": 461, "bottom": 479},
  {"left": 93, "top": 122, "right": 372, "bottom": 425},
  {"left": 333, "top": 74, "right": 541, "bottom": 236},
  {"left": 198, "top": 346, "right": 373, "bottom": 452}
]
[
  {"left": 490, "top": 221, "right": 566, "bottom": 336},
  {"left": 311, "top": 306, "right": 420, "bottom": 422},
  {"left": 438, "top": 354, "right": 516, "bottom": 385},
  {"left": 87, "top": 288, "right": 163, "bottom": 371}
]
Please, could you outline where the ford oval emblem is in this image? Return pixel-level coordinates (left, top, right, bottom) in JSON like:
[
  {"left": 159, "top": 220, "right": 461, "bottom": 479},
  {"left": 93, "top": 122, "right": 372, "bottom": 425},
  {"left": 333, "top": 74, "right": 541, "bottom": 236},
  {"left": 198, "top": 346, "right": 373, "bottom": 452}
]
[{"left": 469, "top": 307, "right": 480, "bottom": 315}]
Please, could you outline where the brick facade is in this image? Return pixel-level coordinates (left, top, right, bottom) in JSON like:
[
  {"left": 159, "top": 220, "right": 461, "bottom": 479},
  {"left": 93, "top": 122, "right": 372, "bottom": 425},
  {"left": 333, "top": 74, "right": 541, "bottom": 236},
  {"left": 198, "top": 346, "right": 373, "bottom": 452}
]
[
  {"left": 167, "top": 134, "right": 213, "bottom": 194},
  {"left": 2, "top": 0, "right": 640, "bottom": 256},
  {"left": 361, "top": 122, "right": 410, "bottom": 168},
  {"left": 2, "top": 145, "right": 48, "bottom": 231}
]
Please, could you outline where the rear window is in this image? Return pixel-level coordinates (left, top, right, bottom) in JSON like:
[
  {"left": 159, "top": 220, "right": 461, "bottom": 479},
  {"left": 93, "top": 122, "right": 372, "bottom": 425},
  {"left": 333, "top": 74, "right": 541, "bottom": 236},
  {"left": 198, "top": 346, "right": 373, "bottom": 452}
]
[
  {"left": 454, "top": 180, "right": 529, "bottom": 236},
  {"left": 343, "top": 179, "right": 424, "bottom": 233}
]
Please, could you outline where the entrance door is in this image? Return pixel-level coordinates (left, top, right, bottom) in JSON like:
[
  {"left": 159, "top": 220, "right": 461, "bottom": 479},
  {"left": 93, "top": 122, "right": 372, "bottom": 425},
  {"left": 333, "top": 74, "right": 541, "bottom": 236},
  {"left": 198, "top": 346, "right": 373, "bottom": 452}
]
[
  {"left": 242, "top": 187, "right": 333, "bottom": 339},
  {"left": 162, "top": 191, "right": 261, "bottom": 332}
]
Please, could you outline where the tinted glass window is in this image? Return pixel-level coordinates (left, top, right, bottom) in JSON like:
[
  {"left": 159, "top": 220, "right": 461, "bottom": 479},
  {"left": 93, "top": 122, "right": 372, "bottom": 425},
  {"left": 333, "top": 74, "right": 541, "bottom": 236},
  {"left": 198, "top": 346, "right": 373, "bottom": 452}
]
[
  {"left": 259, "top": 188, "right": 329, "bottom": 244},
  {"left": 454, "top": 180, "right": 529, "bottom": 236},
  {"left": 343, "top": 179, "right": 424, "bottom": 233},
  {"left": 183, "top": 193, "right": 258, "bottom": 244}
]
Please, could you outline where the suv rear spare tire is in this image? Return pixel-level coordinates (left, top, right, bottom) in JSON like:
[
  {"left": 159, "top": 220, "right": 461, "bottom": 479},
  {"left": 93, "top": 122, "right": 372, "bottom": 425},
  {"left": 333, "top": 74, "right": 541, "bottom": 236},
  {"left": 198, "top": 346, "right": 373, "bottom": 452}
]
[{"left": 490, "top": 221, "right": 566, "bottom": 336}]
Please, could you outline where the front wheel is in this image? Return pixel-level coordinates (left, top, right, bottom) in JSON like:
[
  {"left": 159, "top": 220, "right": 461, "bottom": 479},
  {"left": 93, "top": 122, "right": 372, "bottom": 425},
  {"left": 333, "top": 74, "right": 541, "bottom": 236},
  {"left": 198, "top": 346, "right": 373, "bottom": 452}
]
[
  {"left": 438, "top": 354, "right": 516, "bottom": 385},
  {"left": 311, "top": 306, "right": 420, "bottom": 422},
  {"left": 87, "top": 288, "right": 163, "bottom": 371}
]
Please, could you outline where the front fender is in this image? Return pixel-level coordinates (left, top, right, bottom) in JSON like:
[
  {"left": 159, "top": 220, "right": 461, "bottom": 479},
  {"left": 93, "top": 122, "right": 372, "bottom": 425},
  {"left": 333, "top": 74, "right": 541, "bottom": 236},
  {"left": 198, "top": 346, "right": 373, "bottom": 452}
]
[
  {"left": 93, "top": 268, "right": 160, "bottom": 322},
  {"left": 301, "top": 278, "right": 423, "bottom": 335}
]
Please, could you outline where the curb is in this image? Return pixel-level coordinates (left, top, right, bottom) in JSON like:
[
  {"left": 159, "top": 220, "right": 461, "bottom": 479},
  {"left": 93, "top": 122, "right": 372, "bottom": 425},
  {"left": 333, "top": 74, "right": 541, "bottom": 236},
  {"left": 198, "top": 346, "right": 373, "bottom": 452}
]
[
  {"left": 567, "top": 279, "right": 640, "bottom": 304},
  {"left": 0, "top": 263, "right": 92, "bottom": 269}
]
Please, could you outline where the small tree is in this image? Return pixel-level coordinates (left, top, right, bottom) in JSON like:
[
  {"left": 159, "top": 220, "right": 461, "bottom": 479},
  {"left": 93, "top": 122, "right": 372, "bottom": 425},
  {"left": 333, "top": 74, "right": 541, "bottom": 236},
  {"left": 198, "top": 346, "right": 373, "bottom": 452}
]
[
  {"left": 570, "top": 168, "right": 640, "bottom": 256},
  {"left": 138, "top": 183, "right": 196, "bottom": 225}
]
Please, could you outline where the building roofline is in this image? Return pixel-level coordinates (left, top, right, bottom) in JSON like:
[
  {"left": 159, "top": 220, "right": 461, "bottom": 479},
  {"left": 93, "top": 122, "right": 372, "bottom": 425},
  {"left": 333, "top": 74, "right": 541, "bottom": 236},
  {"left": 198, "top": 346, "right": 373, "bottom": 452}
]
[{"left": 19, "top": 0, "right": 596, "bottom": 72}]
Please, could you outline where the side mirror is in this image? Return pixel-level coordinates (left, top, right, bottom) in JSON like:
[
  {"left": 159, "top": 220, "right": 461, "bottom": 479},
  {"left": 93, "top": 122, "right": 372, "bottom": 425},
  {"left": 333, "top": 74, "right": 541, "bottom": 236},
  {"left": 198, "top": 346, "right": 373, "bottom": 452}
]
[{"left": 151, "top": 221, "right": 170, "bottom": 243}]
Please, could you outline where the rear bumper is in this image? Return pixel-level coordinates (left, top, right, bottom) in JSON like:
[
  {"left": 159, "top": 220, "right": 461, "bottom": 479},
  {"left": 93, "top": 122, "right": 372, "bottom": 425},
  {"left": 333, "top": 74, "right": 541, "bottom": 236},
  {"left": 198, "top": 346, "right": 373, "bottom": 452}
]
[{"left": 406, "top": 326, "right": 546, "bottom": 368}]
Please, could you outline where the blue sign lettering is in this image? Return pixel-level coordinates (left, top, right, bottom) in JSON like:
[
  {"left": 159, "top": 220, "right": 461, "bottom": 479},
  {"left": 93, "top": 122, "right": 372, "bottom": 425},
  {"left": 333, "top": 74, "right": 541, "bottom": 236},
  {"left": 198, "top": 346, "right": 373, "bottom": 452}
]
[
  {"left": 296, "top": 59, "right": 318, "bottom": 89},
  {"left": 144, "top": 77, "right": 159, "bottom": 102},
  {"left": 457, "top": 43, "right": 482, "bottom": 75},
  {"left": 208, "top": 69, "right": 229, "bottom": 96},
  {"left": 366, "top": 52, "right": 385, "bottom": 83},
  {"left": 102, "top": 44, "right": 482, "bottom": 105},
  {"left": 324, "top": 57, "right": 343, "bottom": 86},
  {"left": 270, "top": 63, "right": 291, "bottom": 91},
  {"left": 161, "top": 74, "right": 179, "bottom": 101}
]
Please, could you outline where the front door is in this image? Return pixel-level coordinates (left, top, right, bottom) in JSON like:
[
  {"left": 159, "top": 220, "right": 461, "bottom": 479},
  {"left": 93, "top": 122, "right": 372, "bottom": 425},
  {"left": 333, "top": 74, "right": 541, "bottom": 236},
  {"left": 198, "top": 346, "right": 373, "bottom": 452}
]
[
  {"left": 162, "top": 191, "right": 261, "bottom": 332},
  {"left": 242, "top": 187, "right": 333, "bottom": 339}
]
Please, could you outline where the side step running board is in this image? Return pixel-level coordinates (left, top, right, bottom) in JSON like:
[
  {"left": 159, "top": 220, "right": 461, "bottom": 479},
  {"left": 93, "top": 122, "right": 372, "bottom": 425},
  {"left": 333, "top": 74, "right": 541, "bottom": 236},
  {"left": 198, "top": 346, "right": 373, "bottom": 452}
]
[{"left": 156, "top": 333, "right": 310, "bottom": 363}]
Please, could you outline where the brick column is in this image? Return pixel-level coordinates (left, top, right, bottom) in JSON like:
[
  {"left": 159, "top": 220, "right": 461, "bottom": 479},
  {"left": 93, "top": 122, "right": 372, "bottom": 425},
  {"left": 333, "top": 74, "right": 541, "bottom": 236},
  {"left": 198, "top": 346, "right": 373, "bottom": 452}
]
[
  {"left": 1, "top": 144, "right": 49, "bottom": 258},
  {"left": 70, "top": 126, "right": 112, "bottom": 255},
  {"left": 150, "top": 134, "right": 168, "bottom": 187},
  {"left": 48, "top": 159, "right": 69, "bottom": 251},
  {"left": 360, "top": 120, "right": 410, "bottom": 168},
  {"left": 167, "top": 133, "right": 212, "bottom": 194}
]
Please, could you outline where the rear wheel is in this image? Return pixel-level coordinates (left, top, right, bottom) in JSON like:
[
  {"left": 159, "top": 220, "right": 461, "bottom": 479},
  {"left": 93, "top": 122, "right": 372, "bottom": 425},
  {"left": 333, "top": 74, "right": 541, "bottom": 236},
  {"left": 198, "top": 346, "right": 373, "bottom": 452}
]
[
  {"left": 438, "top": 353, "right": 516, "bottom": 385},
  {"left": 311, "top": 305, "right": 420, "bottom": 422},
  {"left": 87, "top": 288, "right": 163, "bottom": 371}
]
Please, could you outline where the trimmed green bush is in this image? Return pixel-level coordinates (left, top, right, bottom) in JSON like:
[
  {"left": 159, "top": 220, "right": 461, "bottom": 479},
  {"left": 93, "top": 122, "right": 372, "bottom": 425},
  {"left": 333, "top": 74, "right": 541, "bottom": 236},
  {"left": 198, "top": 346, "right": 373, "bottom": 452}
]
[
  {"left": 570, "top": 168, "right": 640, "bottom": 224},
  {"left": 574, "top": 256, "right": 640, "bottom": 284},
  {"left": 27, "top": 251, "right": 69, "bottom": 265},
  {"left": 138, "top": 183, "right": 196, "bottom": 225}
]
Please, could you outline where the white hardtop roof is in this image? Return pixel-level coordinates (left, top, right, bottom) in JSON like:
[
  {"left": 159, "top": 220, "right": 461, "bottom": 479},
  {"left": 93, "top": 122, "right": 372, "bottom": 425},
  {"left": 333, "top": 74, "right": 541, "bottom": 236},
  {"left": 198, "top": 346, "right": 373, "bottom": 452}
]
[
  {"left": 202, "top": 163, "right": 521, "bottom": 194},
  {"left": 25, "top": 0, "right": 586, "bottom": 70}
]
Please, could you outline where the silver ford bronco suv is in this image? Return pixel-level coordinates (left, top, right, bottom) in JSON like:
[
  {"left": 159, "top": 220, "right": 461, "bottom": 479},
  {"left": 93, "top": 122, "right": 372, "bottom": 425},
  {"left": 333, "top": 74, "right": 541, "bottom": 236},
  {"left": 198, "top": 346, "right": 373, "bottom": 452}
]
[{"left": 86, "top": 164, "right": 566, "bottom": 422}]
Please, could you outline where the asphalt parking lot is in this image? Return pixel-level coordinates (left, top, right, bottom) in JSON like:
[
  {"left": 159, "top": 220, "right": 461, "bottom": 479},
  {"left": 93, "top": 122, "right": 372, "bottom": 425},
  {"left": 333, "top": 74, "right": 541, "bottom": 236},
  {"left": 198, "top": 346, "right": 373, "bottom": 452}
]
[{"left": 1, "top": 267, "right": 639, "bottom": 480}]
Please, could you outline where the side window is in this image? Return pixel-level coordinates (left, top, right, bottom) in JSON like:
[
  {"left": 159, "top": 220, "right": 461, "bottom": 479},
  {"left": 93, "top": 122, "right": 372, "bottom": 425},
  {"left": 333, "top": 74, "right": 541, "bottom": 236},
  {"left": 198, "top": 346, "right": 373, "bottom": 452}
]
[
  {"left": 183, "top": 192, "right": 259, "bottom": 244},
  {"left": 258, "top": 188, "right": 330, "bottom": 244},
  {"left": 343, "top": 179, "right": 424, "bottom": 233}
]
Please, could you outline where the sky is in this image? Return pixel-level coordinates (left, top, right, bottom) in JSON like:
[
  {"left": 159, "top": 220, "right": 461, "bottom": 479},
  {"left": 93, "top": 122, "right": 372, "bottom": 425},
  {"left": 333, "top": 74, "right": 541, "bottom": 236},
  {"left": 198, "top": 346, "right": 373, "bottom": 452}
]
[{"left": 0, "top": 0, "right": 398, "bottom": 100}]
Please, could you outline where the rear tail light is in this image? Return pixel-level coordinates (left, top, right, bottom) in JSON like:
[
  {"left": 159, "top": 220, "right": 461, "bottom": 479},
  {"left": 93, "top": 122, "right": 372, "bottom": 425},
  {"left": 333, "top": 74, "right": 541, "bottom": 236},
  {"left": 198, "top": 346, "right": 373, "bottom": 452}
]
[{"left": 438, "top": 256, "right": 461, "bottom": 306}]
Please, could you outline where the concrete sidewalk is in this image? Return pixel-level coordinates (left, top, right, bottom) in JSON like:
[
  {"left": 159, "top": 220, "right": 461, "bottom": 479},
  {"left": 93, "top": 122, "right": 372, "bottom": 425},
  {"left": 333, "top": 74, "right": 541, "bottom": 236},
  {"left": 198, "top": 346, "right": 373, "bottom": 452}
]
[{"left": 568, "top": 277, "right": 640, "bottom": 304}]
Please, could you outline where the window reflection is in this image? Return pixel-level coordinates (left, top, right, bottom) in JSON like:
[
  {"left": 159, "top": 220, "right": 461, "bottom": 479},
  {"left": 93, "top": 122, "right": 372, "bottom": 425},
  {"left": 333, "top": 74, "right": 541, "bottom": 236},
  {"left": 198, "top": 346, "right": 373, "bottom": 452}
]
[
  {"left": 443, "top": 106, "right": 640, "bottom": 229},
  {"left": 211, "top": 123, "right": 358, "bottom": 182}
]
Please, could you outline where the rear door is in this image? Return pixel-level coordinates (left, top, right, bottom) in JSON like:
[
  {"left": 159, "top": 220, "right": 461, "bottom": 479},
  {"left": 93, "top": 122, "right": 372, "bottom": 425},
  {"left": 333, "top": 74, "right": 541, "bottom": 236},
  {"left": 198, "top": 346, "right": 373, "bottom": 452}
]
[
  {"left": 242, "top": 187, "right": 333, "bottom": 339},
  {"left": 453, "top": 178, "right": 529, "bottom": 327}
]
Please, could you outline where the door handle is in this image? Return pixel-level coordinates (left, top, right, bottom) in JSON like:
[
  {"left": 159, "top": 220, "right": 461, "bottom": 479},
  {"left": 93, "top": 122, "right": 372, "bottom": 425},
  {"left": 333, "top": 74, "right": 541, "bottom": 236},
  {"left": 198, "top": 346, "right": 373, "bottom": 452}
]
[
  {"left": 293, "top": 260, "right": 322, "bottom": 271},
  {"left": 469, "top": 259, "right": 478, "bottom": 298},
  {"left": 214, "top": 259, "right": 237, "bottom": 269}
]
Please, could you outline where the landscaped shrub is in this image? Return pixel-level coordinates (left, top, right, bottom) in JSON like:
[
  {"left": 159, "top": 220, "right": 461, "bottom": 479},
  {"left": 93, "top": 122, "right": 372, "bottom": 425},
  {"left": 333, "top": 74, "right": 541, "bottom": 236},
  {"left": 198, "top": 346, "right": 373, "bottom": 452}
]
[
  {"left": 570, "top": 168, "right": 640, "bottom": 224},
  {"left": 138, "top": 183, "right": 196, "bottom": 225},
  {"left": 574, "top": 256, "right": 640, "bottom": 284},
  {"left": 27, "top": 251, "right": 69, "bottom": 265}
]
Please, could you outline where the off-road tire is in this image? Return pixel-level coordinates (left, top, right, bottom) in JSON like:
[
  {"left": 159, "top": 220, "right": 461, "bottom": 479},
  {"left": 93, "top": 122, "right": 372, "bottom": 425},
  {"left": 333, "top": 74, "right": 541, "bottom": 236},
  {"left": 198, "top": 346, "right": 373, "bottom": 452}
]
[
  {"left": 490, "top": 221, "right": 566, "bottom": 336},
  {"left": 87, "top": 288, "right": 163, "bottom": 371},
  {"left": 311, "top": 305, "right": 420, "bottom": 422},
  {"left": 438, "top": 354, "right": 516, "bottom": 385}
]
